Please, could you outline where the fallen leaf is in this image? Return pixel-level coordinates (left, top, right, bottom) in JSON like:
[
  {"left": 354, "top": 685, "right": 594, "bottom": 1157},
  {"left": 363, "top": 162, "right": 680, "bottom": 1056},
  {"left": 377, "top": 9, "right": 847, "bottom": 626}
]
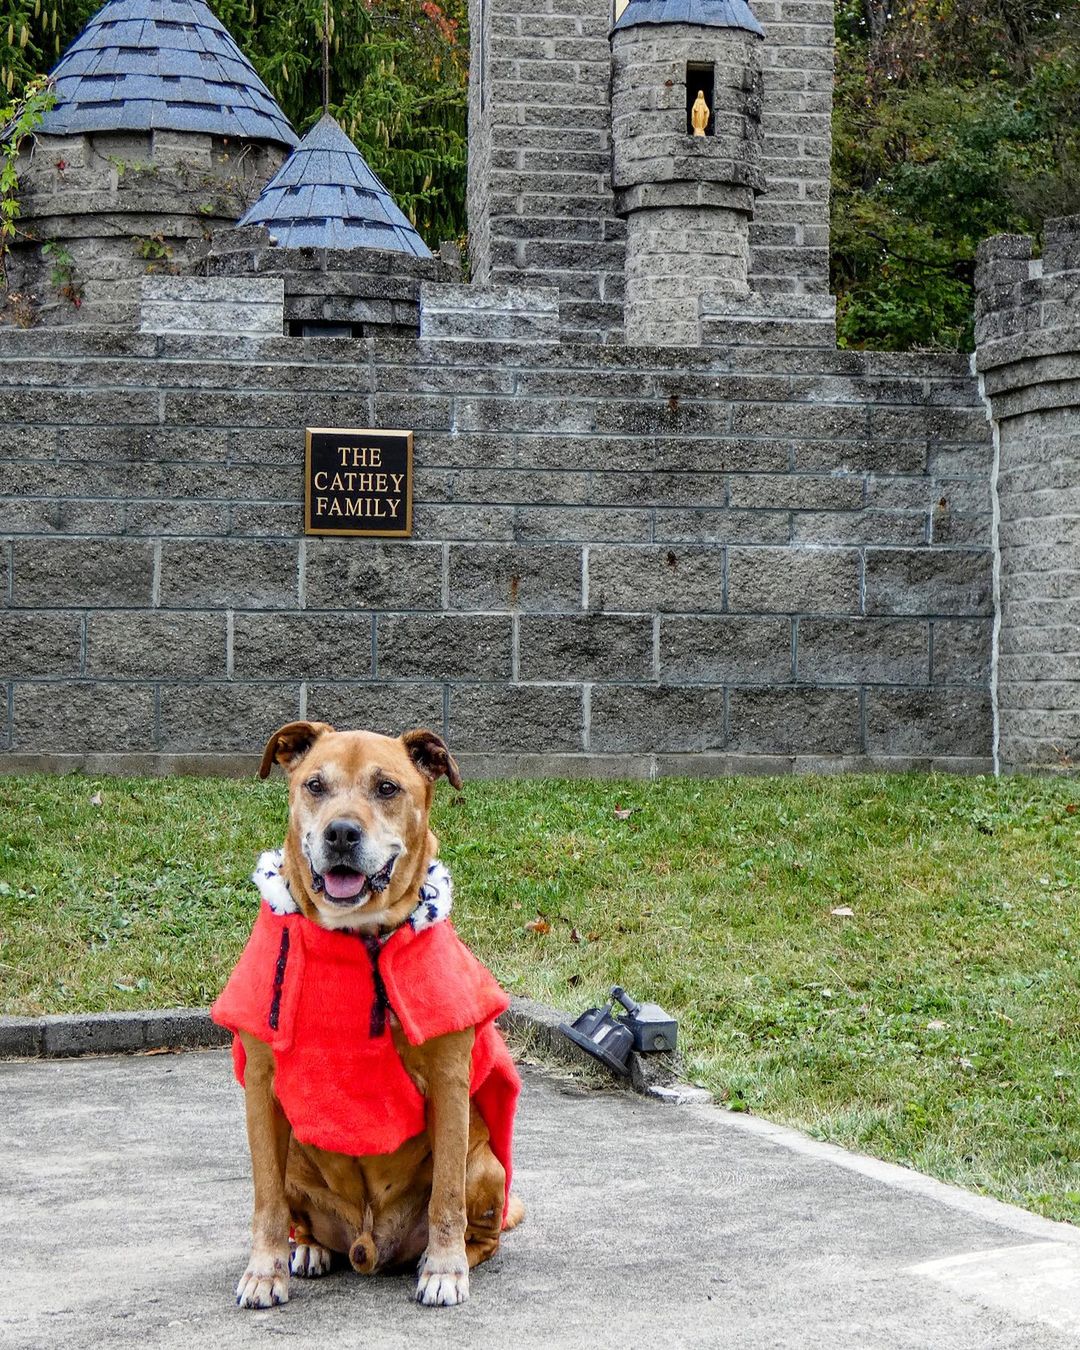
[
  {"left": 569, "top": 927, "right": 581, "bottom": 944},
  {"left": 830, "top": 905, "right": 854, "bottom": 917},
  {"left": 90, "top": 792, "right": 103, "bottom": 807},
  {"left": 1066, "top": 803, "right": 1077, "bottom": 815},
  {"left": 567, "top": 973, "right": 582, "bottom": 989},
  {"left": 587, "top": 931, "right": 600, "bottom": 942},
  {"left": 613, "top": 806, "right": 633, "bottom": 820},
  {"left": 926, "top": 1019, "right": 948, "bottom": 1031},
  {"left": 524, "top": 918, "right": 551, "bottom": 935}
]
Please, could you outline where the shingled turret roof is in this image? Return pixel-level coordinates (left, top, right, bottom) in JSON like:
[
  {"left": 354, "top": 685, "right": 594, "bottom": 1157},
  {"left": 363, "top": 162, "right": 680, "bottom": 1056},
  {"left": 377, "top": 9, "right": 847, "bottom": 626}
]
[
  {"left": 38, "top": 0, "right": 297, "bottom": 147},
  {"left": 236, "top": 114, "right": 433, "bottom": 256},
  {"left": 613, "top": 0, "right": 764, "bottom": 35}
]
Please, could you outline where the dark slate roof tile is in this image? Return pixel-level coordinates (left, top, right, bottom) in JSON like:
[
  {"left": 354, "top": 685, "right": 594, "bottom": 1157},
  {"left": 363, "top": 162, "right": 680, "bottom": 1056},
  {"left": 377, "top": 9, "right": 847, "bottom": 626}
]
[
  {"left": 237, "top": 113, "right": 432, "bottom": 257},
  {"left": 38, "top": 0, "right": 297, "bottom": 146},
  {"left": 613, "top": 0, "right": 764, "bottom": 35}
]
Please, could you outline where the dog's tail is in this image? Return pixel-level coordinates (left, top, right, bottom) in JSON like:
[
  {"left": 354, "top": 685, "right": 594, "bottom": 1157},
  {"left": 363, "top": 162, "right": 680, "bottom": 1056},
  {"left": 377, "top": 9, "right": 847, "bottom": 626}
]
[{"left": 502, "top": 1192, "right": 526, "bottom": 1231}]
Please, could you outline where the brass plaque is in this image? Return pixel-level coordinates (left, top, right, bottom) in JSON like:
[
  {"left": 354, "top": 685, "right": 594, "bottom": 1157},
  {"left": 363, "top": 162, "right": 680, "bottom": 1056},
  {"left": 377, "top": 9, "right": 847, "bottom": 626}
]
[{"left": 304, "top": 427, "right": 413, "bottom": 537}]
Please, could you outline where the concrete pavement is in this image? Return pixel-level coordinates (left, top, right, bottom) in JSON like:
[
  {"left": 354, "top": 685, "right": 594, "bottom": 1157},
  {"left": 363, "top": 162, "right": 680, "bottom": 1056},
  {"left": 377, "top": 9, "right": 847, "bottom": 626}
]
[{"left": 3, "top": 1049, "right": 1079, "bottom": 1349}]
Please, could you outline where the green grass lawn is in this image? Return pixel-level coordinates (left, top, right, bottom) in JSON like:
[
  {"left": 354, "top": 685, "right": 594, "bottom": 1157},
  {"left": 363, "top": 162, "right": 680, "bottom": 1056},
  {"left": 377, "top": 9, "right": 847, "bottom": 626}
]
[{"left": 2, "top": 771, "right": 1079, "bottom": 1223}]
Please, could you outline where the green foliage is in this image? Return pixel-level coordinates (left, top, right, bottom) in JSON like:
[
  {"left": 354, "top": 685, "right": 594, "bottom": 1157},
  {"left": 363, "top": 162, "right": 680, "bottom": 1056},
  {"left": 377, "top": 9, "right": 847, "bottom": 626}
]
[
  {"left": 41, "top": 236, "right": 81, "bottom": 304},
  {"left": 0, "top": 74, "right": 54, "bottom": 278},
  {"left": 3, "top": 0, "right": 468, "bottom": 246},
  {"left": 833, "top": 0, "right": 1080, "bottom": 350}
]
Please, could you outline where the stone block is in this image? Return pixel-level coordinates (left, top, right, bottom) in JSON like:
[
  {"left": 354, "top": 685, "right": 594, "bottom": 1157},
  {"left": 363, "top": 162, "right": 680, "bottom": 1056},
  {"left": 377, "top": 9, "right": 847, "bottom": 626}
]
[
  {"left": 865, "top": 689, "right": 993, "bottom": 756},
  {"left": 654, "top": 509, "right": 790, "bottom": 545},
  {"left": 0, "top": 1016, "right": 43, "bottom": 1056},
  {"left": 865, "top": 549, "right": 992, "bottom": 616},
  {"left": 448, "top": 544, "right": 582, "bottom": 612},
  {"left": 140, "top": 276, "right": 284, "bottom": 338},
  {"left": 87, "top": 612, "right": 226, "bottom": 679},
  {"left": 306, "top": 683, "right": 446, "bottom": 736},
  {"left": 514, "top": 507, "right": 652, "bottom": 543},
  {"left": 727, "top": 688, "right": 862, "bottom": 754},
  {"left": 796, "top": 618, "right": 929, "bottom": 685},
  {"left": 419, "top": 282, "right": 561, "bottom": 342},
  {"left": 142, "top": 1008, "right": 229, "bottom": 1050},
  {"left": 0, "top": 612, "right": 83, "bottom": 676},
  {"left": 519, "top": 614, "right": 654, "bottom": 681},
  {"left": 589, "top": 684, "right": 727, "bottom": 753},
  {"left": 11, "top": 539, "right": 154, "bottom": 608},
  {"left": 727, "top": 547, "right": 860, "bottom": 614},
  {"left": 232, "top": 613, "right": 374, "bottom": 680},
  {"left": 660, "top": 616, "right": 791, "bottom": 683},
  {"left": 587, "top": 546, "right": 724, "bottom": 613},
  {"left": 728, "top": 473, "right": 863, "bottom": 511},
  {"left": 376, "top": 614, "right": 512, "bottom": 680},
  {"left": 12, "top": 682, "right": 155, "bottom": 752},
  {"left": 159, "top": 540, "right": 298, "bottom": 610},
  {"left": 411, "top": 503, "right": 516, "bottom": 541},
  {"left": 448, "top": 684, "right": 583, "bottom": 752},
  {"left": 159, "top": 683, "right": 300, "bottom": 752},
  {"left": 305, "top": 541, "right": 444, "bottom": 612},
  {"left": 792, "top": 510, "right": 928, "bottom": 547},
  {"left": 42, "top": 1012, "right": 147, "bottom": 1056}
]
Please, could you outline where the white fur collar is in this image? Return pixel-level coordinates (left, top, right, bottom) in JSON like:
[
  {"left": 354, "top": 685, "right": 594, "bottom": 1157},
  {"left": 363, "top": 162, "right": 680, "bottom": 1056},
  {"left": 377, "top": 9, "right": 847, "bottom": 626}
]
[{"left": 252, "top": 849, "right": 453, "bottom": 934}]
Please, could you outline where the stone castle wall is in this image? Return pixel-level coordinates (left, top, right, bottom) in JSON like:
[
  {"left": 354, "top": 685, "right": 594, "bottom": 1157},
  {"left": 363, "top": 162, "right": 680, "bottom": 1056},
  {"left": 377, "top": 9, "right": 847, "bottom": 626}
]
[
  {"left": 0, "top": 326, "right": 994, "bottom": 776},
  {"left": 975, "top": 216, "right": 1080, "bottom": 774}
]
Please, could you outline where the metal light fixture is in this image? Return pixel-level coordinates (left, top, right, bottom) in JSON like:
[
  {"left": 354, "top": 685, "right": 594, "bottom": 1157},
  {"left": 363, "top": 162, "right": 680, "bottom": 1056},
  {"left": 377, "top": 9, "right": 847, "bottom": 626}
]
[{"left": 560, "top": 985, "right": 678, "bottom": 1076}]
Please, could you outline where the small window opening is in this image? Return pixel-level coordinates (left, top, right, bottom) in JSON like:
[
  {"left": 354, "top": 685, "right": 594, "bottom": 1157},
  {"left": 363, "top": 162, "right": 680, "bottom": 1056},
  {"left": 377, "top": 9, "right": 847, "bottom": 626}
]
[{"left": 687, "top": 63, "right": 714, "bottom": 136}]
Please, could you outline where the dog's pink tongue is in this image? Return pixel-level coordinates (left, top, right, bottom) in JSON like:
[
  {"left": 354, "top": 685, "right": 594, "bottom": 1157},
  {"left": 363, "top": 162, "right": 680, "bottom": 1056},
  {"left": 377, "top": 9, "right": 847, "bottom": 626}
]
[{"left": 324, "top": 868, "right": 367, "bottom": 900}]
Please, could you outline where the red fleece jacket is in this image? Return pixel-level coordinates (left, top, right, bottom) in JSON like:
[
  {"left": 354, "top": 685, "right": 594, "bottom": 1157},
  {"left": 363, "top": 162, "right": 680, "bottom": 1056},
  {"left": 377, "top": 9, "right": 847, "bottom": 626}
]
[{"left": 211, "top": 903, "right": 520, "bottom": 1215}]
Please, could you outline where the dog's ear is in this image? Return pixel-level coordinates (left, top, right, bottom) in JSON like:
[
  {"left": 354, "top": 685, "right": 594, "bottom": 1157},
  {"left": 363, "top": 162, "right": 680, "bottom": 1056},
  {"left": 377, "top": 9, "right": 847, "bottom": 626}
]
[
  {"left": 258, "top": 721, "right": 334, "bottom": 779},
  {"left": 402, "top": 728, "right": 462, "bottom": 790}
]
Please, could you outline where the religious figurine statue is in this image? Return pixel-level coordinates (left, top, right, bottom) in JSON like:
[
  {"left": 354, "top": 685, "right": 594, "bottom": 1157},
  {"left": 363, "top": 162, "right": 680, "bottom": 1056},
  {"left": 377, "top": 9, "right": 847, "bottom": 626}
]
[{"left": 691, "top": 88, "right": 710, "bottom": 136}]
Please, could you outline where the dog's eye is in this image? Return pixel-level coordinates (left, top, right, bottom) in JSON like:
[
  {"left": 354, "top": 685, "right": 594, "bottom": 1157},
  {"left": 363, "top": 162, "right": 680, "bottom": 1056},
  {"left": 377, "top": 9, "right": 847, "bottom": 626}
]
[
  {"left": 305, "top": 777, "right": 325, "bottom": 797},
  {"left": 376, "top": 780, "right": 399, "bottom": 799}
]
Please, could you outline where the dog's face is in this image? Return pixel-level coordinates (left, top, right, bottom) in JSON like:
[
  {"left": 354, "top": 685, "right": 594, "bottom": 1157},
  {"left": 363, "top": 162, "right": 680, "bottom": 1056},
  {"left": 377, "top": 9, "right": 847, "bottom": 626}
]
[{"left": 259, "top": 721, "right": 461, "bottom": 930}]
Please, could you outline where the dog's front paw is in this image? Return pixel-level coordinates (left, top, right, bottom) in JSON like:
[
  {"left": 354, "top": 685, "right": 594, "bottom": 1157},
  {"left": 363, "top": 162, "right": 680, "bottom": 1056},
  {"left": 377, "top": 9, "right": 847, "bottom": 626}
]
[
  {"left": 416, "top": 1250, "right": 469, "bottom": 1307},
  {"left": 290, "top": 1242, "right": 332, "bottom": 1278},
  {"left": 235, "top": 1251, "right": 290, "bottom": 1309}
]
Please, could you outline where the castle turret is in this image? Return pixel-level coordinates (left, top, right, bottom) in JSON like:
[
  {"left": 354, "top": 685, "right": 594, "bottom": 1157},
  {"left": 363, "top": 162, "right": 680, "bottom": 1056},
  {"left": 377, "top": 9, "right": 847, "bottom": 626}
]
[
  {"left": 610, "top": 0, "right": 765, "bottom": 346},
  {"left": 201, "top": 113, "right": 450, "bottom": 338},
  {"left": 8, "top": 0, "right": 297, "bottom": 327}
]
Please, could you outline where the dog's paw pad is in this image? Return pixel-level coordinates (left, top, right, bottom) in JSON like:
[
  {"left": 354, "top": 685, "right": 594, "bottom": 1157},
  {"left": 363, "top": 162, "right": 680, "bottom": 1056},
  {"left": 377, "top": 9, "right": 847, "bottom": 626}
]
[
  {"left": 291, "top": 1243, "right": 332, "bottom": 1278},
  {"left": 235, "top": 1257, "right": 289, "bottom": 1309},
  {"left": 415, "top": 1253, "right": 469, "bottom": 1307}
]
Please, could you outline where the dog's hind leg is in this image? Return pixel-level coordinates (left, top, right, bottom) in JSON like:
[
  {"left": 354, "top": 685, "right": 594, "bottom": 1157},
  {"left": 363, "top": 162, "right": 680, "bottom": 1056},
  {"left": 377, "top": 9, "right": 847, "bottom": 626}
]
[{"left": 463, "top": 1135, "right": 508, "bottom": 1271}]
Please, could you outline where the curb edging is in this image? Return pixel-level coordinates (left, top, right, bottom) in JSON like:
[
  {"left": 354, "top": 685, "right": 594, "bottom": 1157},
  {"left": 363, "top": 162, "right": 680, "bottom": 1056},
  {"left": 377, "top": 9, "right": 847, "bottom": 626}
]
[
  {"left": 0, "top": 1008, "right": 231, "bottom": 1059},
  {"left": 0, "top": 997, "right": 702, "bottom": 1103}
]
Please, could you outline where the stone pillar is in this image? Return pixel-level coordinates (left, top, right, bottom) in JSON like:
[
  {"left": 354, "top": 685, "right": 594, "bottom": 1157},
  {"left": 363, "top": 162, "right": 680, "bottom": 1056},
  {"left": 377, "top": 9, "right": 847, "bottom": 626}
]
[
  {"left": 974, "top": 218, "right": 1080, "bottom": 774},
  {"left": 465, "top": 0, "right": 625, "bottom": 344},
  {"left": 611, "top": 23, "right": 764, "bottom": 346}
]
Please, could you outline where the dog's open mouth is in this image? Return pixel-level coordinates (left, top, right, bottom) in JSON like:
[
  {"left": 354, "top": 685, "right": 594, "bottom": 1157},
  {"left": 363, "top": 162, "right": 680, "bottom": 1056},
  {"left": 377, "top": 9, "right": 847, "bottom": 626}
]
[{"left": 311, "top": 854, "right": 397, "bottom": 905}]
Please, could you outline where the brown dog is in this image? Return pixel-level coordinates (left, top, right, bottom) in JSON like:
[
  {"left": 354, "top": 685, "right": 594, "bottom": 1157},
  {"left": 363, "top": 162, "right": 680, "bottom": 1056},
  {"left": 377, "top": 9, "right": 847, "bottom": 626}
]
[{"left": 212, "top": 721, "right": 523, "bottom": 1309}]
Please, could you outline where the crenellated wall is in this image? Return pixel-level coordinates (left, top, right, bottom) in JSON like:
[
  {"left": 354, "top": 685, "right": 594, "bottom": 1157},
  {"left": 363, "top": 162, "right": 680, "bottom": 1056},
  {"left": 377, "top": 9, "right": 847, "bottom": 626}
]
[
  {"left": 0, "top": 325, "right": 994, "bottom": 777},
  {"left": 974, "top": 216, "right": 1080, "bottom": 774}
]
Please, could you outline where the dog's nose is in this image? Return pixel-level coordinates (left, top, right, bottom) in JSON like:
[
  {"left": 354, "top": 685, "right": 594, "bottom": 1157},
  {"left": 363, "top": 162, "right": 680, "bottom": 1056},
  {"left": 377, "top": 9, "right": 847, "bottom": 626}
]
[{"left": 323, "top": 818, "right": 363, "bottom": 850}]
